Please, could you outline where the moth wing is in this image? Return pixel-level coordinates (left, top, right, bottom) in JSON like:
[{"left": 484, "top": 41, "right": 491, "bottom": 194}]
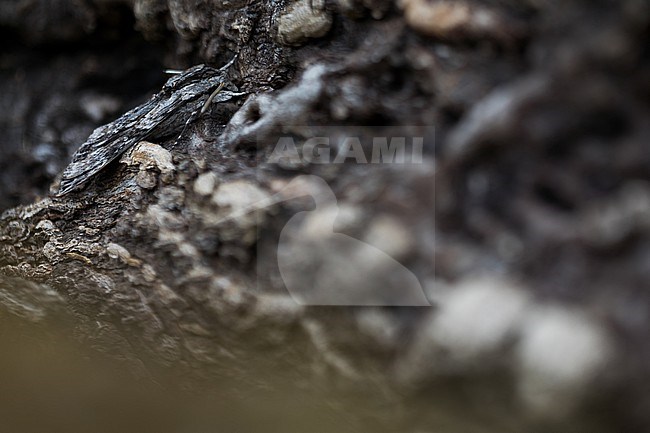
[
  {"left": 210, "top": 90, "right": 244, "bottom": 104},
  {"left": 56, "top": 63, "right": 233, "bottom": 196},
  {"left": 57, "top": 96, "right": 159, "bottom": 195},
  {"left": 58, "top": 133, "right": 146, "bottom": 196}
]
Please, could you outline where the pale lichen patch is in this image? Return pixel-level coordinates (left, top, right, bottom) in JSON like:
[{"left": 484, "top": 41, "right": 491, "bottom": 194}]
[{"left": 276, "top": 0, "right": 332, "bottom": 46}]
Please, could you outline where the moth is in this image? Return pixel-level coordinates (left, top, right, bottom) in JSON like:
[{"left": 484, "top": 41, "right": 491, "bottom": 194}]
[{"left": 56, "top": 60, "right": 244, "bottom": 196}]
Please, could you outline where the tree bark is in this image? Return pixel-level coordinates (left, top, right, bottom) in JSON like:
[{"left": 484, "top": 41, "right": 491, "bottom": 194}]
[{"left": 1, "top": 0, "right": 649, "bottom": 431}]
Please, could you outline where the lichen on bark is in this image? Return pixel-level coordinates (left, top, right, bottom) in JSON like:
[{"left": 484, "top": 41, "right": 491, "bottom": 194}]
[{"left": 1, "top": 0, "right": 649, "bottom": 431}]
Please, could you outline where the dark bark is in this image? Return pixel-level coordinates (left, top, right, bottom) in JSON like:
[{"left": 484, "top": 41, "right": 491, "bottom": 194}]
[{"left": 1, "top": 0, "right": 649, "bottom": 431}]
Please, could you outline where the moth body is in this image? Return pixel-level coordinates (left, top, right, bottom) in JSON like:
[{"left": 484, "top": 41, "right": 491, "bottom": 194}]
[{"left": 57, "top": 63, "right": 242, "bottom": 196}]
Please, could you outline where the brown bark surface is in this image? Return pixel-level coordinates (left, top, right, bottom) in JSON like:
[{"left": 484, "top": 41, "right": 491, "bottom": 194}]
[{"left": 1, "top": 0, "right": 649, "bottom": 431}]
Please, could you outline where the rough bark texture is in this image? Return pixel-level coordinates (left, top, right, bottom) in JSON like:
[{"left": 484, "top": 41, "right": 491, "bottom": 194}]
[{"left": 1, "top": 0, "right": 649, "bottom": 431}]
